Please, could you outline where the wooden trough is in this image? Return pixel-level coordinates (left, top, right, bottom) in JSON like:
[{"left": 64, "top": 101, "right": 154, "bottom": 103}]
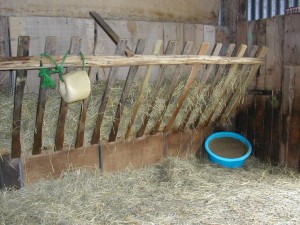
[{"left": 0, "top": 33, "right": 268, "bottom": 188}]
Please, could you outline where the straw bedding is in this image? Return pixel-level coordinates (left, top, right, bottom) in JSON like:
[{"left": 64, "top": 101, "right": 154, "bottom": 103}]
[{"left": 1, "top": 156, "right": 299, "bottom": 224}]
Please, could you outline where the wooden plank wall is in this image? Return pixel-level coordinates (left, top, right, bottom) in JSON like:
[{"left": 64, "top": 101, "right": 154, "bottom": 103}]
[
  {"left": 8, "top": 17, "right": 215, "bottom": 93},
  {"left": 234, "top": 14, "right": 300, "bottom": 169},
  {"left": 0, "top": 0, "right": 220, "bottom": 25}
]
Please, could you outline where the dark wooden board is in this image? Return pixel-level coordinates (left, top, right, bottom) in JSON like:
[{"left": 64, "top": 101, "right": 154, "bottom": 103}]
[
  {"left": 32, "top": 37, "right": 57, "bottom": 154},
  {"left": 0, "top": 153, "right": 22, "bottom": 189},
  {"left": 108, "top": 39, "right": 146, "bottom": 142},
  {"left": 55, "top": 37, "right": 82, "bottom": 151},
  {"left": 11, "top": 36, "right": 30, "bottom": 158},
  {"left": 91, "top": 40, "right": 127, "bottom": 144}
]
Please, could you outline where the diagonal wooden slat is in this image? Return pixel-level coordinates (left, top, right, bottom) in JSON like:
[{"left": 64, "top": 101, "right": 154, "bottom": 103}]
[
  {"left": 32, "top": 36, "right": 57, "bottom": 155},
  {"left": 192, "top": 43, "right": 236, "bottom": 128},
  {"left": 108, "top": 39, "right": 146, "bottom": 142},
  {"left": 199, "top": 44, "right": 248, "bottom": 128},
  {"left": 163, "top": 42, "right": 210, "bottom": 132},
  {"left": 136, "top": 40, "right": 177, "bottom": 138},
  {"left": 11, "top": 36, "right": 30, "bottom": 158},
  {"left": 150, "top": 42, "right": 193, "bottom": 135},
  {"left": 91, "top": 39, "right": 127, "bottom": 144},
  {"left": 124, "top": 40, "right": 163, "bottom": 139},
  {"left": 219, "top": 46, "right": 260, "bottom": 122},
  {"left": 221, "top": 46, "right": 269, "bottom": 120},
  {"left": 177, "top": 43, "right": 223, "bottom": 131},
  {"left": 55, "top": 37, "right": 82, "bottom": 151}
]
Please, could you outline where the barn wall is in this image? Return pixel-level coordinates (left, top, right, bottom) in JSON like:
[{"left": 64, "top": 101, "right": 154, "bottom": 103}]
[
  {"left": 0, "top": 0, "right": 220, "bottom": 24},
  {"left": 230, "top": 14, "right": 300, "bottom": 170}
]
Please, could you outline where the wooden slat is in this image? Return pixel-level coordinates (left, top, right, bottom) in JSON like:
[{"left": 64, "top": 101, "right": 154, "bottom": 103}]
[
  {"left": 266, "top": 17, "right": 284, "bottom": 166},
  {"left": 0, "top": 16, "right": 11, "bottom": 91},
  {"left": 177, "top": 43, "right": 222, "bottom": 131},
  {"left": 284, "top": 14, "right": 300, "bottom": 66},
  {"left": 55, "top": 37, "right": 82, "bottom": 151},
  {"left": 124, "top": 40, "right": 163, "bottom": 139},
  {"left": 190, "top": 44, "right": 236, "bottom": 129},
  {"left": 75, "top": 40, "right": 99, "bottom": 148},
  {"left": 136, "top": 40, "right": 177, "bottom": 138},
  {"left": 150, "top": 41, "right": 193, "bottom": 135},
  {"left": 108, "top": 39, "right": 146, "bottom": 142},
  {"left": 91, "top": 40, "right": 127, "bottom": 144},
  {"left": 11, "top": 36, "right": 30, "bottom": 158},
  {"left": 90, "top": 11, "right": 134, "bottom": 57},
  {"left": 0, "top": 54, "right": 266, "bottom": 71},
  {"left": 219, "top": 46, "right": 259, "bottom": 121},
  {"left": 32, "top": 36, "right": 57, "bottom": 155},
  {"left": 284, "top": 67, "right": 300, "bottom": 168},
  {"left": 253, "top": 20, "right": 267, "bottom": 162},
  {"left": 164, "top": 42, "right": 210, "bottom": 131},
  {"left": 200, "top": 44, "right": 247, "bottom": 128}
]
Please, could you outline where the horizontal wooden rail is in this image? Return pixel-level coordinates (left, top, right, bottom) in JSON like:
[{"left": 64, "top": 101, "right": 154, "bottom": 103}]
[{"left": 0, "top": 55, "right": 265, "bottom": 70}]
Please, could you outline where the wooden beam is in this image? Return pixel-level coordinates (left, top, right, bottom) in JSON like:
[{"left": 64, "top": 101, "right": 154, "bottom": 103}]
[
  {"left": 0, "top": 54, "right": 266, "bottom": 71},
  {"left": 0, "top": 0, "right": 220, "bottom": 24},
  {"left": 90, "top": 11, "right": 134, "bottom": 57},
  {"left": 32, "top": 36, "right": 57, "bottom": 155},
  {"left": 11, "top": 36, "right": 30, "bottom": 158}
]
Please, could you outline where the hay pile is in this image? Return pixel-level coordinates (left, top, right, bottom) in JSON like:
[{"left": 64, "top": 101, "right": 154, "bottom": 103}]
[
  {"left": 1, "top": 156, "right": 300, "bottom": 224},
  {"left": 0, "top": 75, "right": 216, "bottom": 155}
]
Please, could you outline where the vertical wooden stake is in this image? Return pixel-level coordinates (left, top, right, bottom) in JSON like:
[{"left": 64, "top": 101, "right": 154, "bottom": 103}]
[
  {"left": 32, "top": 36, "right": 57, "bottom": 155},
  {"left": 108, "top": 39, "right": 146, "bottom": 142},
  {"left": 11, "top": 36, "right": 30, "bottom": 158},
  {"left": 91, "top": 39, "right": 127, "bottom": 144},
  {"left": 55, "top": 37, "right": 82, "bottom": 151}
]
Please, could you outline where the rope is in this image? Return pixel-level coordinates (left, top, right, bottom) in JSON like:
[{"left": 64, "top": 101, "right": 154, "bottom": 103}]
[{"left": 38, "top": 51, "right": 86, "bottom": 89}]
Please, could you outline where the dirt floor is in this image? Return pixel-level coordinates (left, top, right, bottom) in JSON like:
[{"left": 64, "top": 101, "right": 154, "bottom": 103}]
[{"left": 1, "top": 156, "right": 300, "bottom": 225}]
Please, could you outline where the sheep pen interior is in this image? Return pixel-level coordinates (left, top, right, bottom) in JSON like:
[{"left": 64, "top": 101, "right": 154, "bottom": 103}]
[{"left": 1, "top": 156, "right": 300, "bottom": 224}]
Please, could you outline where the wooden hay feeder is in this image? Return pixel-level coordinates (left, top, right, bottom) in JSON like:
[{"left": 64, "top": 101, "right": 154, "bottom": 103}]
[{"left": 0, "top": 32, "right": 268, "bottom": 187}]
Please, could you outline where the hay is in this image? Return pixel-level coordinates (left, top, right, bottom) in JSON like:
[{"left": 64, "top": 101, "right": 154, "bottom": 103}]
[
  {"left": 1, "top": 156, "right": 300, "bottom": 224},
  {"left": 0, "top": 73, "right": 213, "bottom": 155}
]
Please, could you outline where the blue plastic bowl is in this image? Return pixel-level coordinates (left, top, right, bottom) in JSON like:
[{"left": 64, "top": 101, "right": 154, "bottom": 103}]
[{"left": 204, "top": 132, "right": 252, "bottom": 168}]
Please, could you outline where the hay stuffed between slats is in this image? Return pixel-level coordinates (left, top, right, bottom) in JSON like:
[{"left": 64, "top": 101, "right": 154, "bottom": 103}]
[{"left": 1, "top": 156, "right": 300, "bottom": 224}]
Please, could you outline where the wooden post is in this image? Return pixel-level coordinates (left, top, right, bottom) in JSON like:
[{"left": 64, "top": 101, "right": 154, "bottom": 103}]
[
  {"left": 11, "top": 36, "right": 30, "bottom": 158},
  {"left": 32, "top": 37, "right": 57, "bottom": 155},
  {"left": 91, "top": 40, "right": 127, "bottom": 144},
  {"left": 55, "top": 37, "right": 82, "bottom": 151}
]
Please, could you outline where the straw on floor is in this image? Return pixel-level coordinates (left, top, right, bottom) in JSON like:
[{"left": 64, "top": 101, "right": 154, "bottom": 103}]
[{"left": 1, "top": 156, "right": 299, "bottom": 225}]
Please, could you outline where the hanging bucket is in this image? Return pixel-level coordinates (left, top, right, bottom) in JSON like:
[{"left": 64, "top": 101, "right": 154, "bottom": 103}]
[
  {"left": 58, "top": 70, "right": 91, "bottom": 103},
  {"left": 204, "top": 132, "right": 252, "bottom": 168}
]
